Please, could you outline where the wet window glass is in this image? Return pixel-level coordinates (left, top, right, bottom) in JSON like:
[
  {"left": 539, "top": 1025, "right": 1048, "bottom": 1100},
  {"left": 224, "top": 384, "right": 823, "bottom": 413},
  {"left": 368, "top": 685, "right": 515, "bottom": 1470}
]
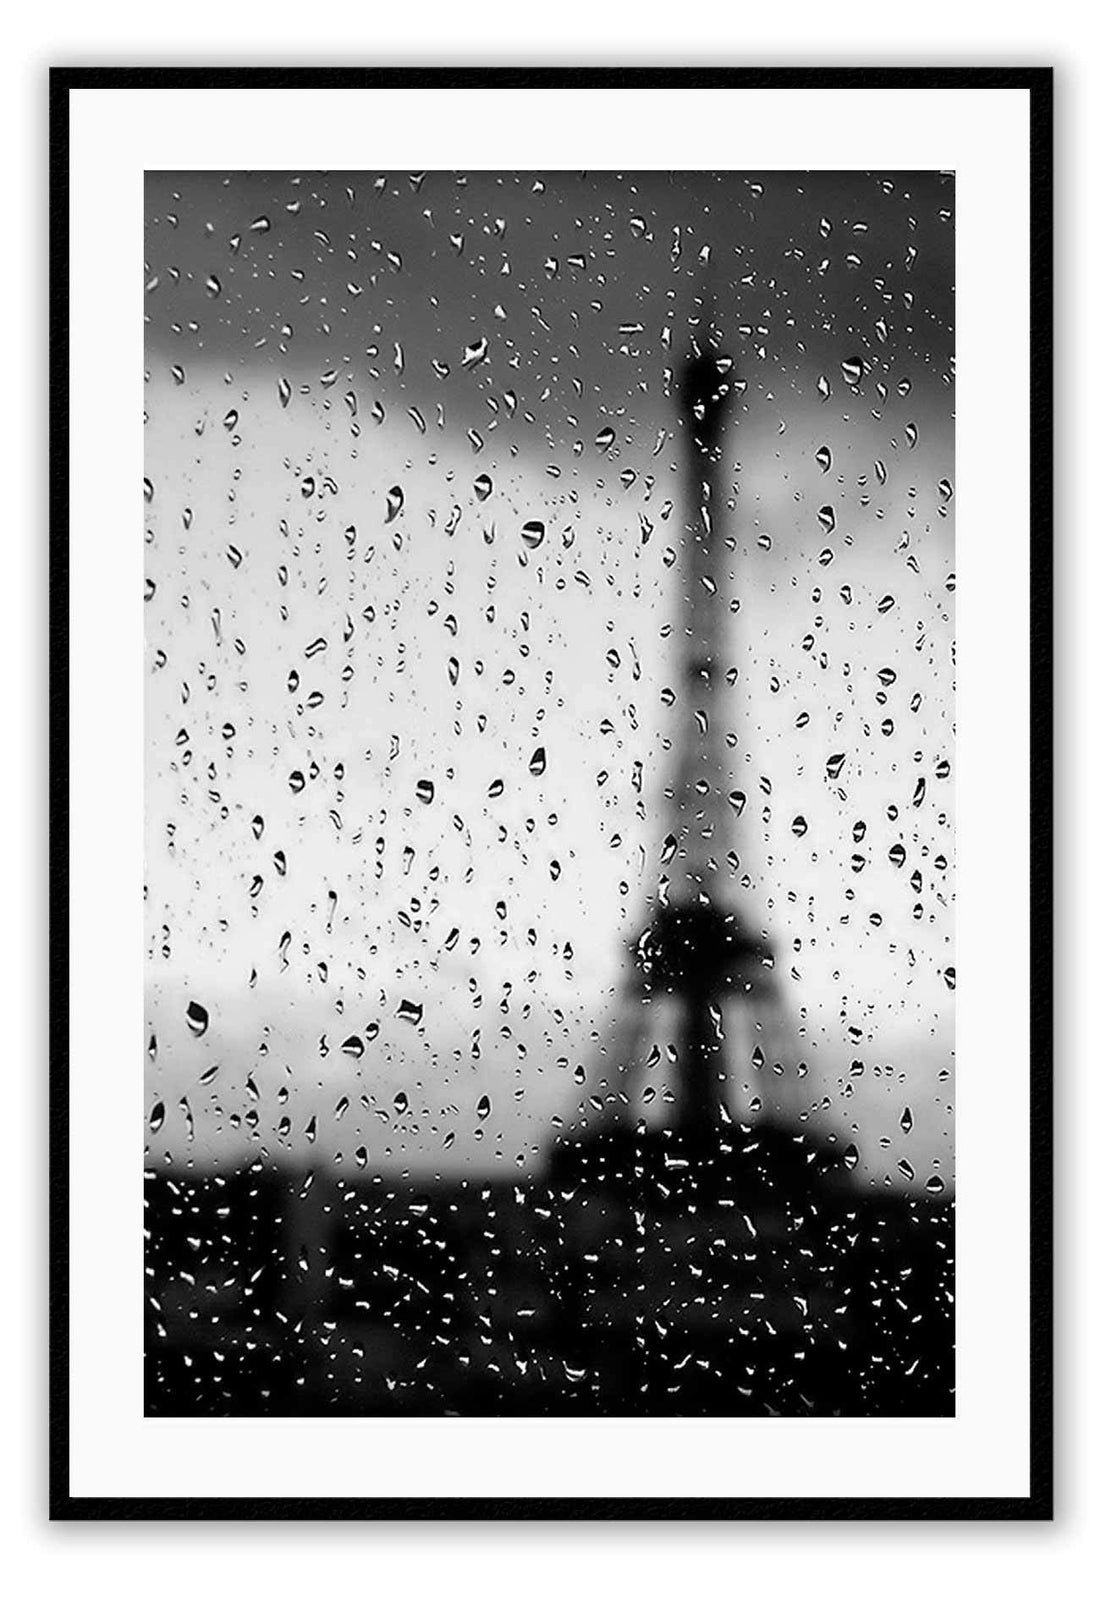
[{"left": 145, "top": 172, "right": 954, "bottom": 1415}]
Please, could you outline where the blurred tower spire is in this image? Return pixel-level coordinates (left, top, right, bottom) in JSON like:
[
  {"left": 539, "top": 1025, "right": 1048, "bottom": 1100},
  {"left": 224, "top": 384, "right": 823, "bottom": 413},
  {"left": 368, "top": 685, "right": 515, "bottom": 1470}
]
[{"left": 669, "top": 327, "right": 734, "bottom": 885}]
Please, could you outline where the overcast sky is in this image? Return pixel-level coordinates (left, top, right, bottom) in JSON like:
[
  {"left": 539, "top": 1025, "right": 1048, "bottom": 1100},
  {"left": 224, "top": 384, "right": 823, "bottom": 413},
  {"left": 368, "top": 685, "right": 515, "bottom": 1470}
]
[{"left": 144, "top": 170, "right": 955, "bottom": 1190}]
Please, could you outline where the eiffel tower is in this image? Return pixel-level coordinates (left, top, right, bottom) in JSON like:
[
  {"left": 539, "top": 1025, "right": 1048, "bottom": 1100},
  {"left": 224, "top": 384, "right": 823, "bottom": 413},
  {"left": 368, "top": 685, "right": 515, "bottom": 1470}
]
[{"left": 626, "top": 329, "right": 777, "bottom": 1148}]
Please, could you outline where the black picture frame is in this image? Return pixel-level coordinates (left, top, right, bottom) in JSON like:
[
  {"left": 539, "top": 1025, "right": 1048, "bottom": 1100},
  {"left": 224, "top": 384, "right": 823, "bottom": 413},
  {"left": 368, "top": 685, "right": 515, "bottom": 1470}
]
[{"left": 49, "top": 65, "right": 1053, "bottom": 1521}]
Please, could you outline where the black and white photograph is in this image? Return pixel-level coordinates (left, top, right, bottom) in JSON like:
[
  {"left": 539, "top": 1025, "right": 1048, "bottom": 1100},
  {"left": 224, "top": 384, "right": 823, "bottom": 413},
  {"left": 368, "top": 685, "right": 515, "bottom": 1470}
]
[
  {"left": 49, "top": 69, "right": 1053, "bottom": 1519},
  {"left": 141, "top": 167, "right": 957, "bottom": 1420}
]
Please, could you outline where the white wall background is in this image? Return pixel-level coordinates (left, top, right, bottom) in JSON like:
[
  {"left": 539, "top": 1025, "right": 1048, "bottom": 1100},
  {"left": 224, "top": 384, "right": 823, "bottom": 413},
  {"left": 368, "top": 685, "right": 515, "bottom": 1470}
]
[{"left": 5, "top": 5, "right": 1095, "bottom": 1603}]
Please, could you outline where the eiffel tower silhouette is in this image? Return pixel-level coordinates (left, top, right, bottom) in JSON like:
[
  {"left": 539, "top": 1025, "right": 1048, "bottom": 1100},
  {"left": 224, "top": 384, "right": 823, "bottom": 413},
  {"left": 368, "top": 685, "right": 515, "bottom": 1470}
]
[{"left": 625, "top": 328, "right": 778, "bottom": 1148}]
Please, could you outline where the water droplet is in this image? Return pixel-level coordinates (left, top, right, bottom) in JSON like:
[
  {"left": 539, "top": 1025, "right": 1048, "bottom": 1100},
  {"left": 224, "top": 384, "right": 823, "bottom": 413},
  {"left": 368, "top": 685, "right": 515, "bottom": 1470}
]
[
  {"left": 529, "top": 746, "right": 547, "bottom": 777},
  {"left": 397, "top": 999, "right": 423, "bottom": 1026},
  {"left": 185, "top": 1001, "right": 209, "bottom": 1037},
  {"left": 521, "top": 520, "right": 545, "bottom": 550},
  {"left": 416, "top": 779, "right": 435, "bottom": 804},
  {"left": 385, "top": 485, "right": 404, "bottom": 523},
  {"left": 473, "top": 473, "right": 493, "bottom": 502},
  {"left": 462, "top": 337, "right": 489, "bottom": 370}
]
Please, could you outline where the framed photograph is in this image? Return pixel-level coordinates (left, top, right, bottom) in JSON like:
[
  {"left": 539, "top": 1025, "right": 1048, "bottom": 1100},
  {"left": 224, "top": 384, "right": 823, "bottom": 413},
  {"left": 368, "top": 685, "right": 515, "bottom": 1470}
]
[{"left": 50, "top": 67, "right": 1052, "bottom": 1518}]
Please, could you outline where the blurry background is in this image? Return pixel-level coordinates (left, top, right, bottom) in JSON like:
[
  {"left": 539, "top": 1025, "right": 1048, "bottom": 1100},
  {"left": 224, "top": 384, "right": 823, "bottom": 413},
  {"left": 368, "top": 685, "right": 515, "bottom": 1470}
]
[{"left": 144, "top": 170, "right": 954, "bottom": 1193}]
